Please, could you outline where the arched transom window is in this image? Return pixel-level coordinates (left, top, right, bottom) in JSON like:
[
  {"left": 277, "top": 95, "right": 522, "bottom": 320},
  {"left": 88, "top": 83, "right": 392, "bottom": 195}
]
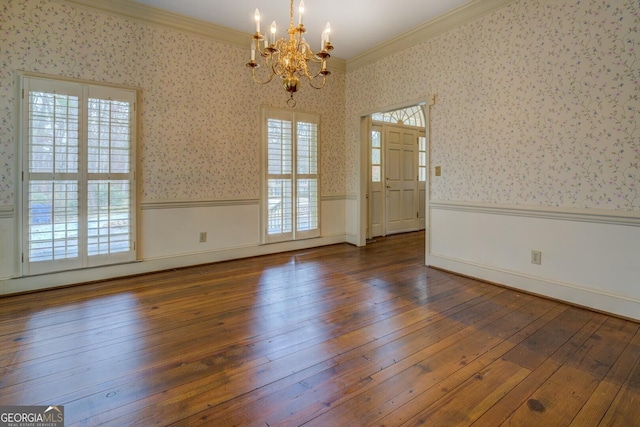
[{"left": 371, "top": 105, "right": 425, "bottom": 128}]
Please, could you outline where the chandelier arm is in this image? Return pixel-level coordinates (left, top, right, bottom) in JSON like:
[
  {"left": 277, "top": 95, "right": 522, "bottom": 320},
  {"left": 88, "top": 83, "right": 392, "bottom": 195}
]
[
  {"left": 307, "top": 65, "right": 328, "bottom": 80},
  {"left": 307, "top": 74, "right": 327, "bottom": 90},
  {"left": 250, "top": 67, "right": 275, "bottom": 85},
  {"left": 253, "top": 34, "right": 266, "bottom": 56},
  {"left": 306, "top": 55, "right": 323, "bottom": 64}
]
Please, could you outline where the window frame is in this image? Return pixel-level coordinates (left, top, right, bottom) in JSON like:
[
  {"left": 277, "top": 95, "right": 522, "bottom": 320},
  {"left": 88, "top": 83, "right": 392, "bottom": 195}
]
[
  {"left": 19, "top": 74, "right": 138, "bottom": 276},
  {"left": 261, "top": 107, "right": 321, "bottom": 244}
]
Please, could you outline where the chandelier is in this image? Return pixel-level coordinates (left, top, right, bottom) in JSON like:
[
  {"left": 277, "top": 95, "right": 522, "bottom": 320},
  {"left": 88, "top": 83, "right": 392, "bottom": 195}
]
[{"left": 246, "top": 0, "right": 333, "bottom": 107}]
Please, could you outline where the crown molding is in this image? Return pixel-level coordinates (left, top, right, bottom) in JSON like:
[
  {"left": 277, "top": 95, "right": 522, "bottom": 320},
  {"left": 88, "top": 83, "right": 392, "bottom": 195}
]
[
  {"left": 58, "top": 0, "right": 246, "bottom": 44},
  {"left": 346, "top": 0, "right": 517, "bottom": 72},
  {"left": 57, "top": 0, "right": 347, "bottom": 74}
]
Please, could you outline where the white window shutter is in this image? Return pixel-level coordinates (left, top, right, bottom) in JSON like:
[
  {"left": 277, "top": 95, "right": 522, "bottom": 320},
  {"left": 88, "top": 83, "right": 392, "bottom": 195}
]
[
  {"left": 263, "top": 109, "right": 320, "bottom": 243},
  {"left": 21, "top": 76, "right": 136, "bottom": 276}
]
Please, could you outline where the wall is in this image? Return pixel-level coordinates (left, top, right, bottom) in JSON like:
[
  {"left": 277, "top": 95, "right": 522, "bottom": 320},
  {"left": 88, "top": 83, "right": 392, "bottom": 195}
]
[
  {"left": 0, "top": 0, "right": 346, "bottom": 292},
  {"left": 1, "top": 0, "right": 638, "bottom": 320},
  {"left": 429, "top": 203, "right": 640, "bottom": 319},
  {"left": 345, "top": 0, "right": 640, "bottom": 319}
]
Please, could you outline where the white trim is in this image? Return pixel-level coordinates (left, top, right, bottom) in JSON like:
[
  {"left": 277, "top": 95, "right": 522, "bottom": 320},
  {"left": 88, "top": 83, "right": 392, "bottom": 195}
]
[
  {"left": 59, "top": 0, "right": 246, "bottom": 45},
  {"left": 141, "top": 196, "right": 352, "bottom": 211},
  {"left": 358, "top": 116, "right": 371, "bottom": 247},
  {"left": 345, "top": 232, "right": 360, "bottom": 246},
  {"left": 358, "top": 96, "right": 433, "bottom": 123},
  {"left": 142, "top": 199, "right": 259, "bottom": 210},
  {"left": 430, "top": 200, "right": 640, "bottom": 227},
  {"left": 56, "top": 0, "right": 348, "bottom": 73},
  {"left": 321, "top": 195, "right": 348, "bottom": 202},
  {"left": 19, "top": 71, "right": 141, "bottom": 93},
  {"left": 428, "top": 254, "right": 640, "bottom": 321},
  {"left": 0, "top": 234, "right": 347, "bottom": 295},
  {"left": 346, "top": 0, "right": 517, "bottom": 71}
]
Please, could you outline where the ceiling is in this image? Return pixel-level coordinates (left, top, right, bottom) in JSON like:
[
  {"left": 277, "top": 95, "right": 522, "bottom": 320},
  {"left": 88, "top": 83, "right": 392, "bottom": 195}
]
[{"left": 132, "top": 0, "right": 471, "bottom": 60}]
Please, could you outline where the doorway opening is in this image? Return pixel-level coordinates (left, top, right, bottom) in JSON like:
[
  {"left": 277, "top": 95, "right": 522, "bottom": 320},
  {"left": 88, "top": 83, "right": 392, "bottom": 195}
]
[{"left": 366, "top": 105, "right": 427, "bottom": 240}]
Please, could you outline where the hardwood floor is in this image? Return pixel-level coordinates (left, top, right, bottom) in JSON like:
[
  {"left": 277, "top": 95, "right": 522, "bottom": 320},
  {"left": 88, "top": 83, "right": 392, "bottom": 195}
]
[{"left": 1, "top": 231, "right": 638, "bottom": 426}]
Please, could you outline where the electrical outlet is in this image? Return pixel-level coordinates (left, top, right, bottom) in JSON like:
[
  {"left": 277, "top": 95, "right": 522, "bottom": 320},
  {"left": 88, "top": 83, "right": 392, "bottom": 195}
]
[
  {"left": 531, "top": 250, "right": 542, "bottom": 265},
  {"left": 199, "top": 232, "right": 207, "bottom": 243}
]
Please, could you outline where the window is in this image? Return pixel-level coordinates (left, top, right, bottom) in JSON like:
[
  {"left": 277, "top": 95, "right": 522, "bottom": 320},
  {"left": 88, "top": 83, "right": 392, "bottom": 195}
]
[
  {"left": 263, "top": 108, "right": 320, "bottom": 243},
  {"left": 371, "top": 105, "right": 425, "bottom": 128},
  {"left": 371, "top": 129, "right": 382, "bottom": 182},
  {"left": 418, "top": 135, "right": 427, "bottom": 182},
  {"left": 20, "top": 76, "right": 137, "bottom": 275}
]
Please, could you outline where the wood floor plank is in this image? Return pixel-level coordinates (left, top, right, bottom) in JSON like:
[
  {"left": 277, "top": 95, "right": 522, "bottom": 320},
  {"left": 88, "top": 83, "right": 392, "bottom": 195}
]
[
  {"left": 300, "top": 294, "right": 553, "bottom": 426},
  {"left": 0, "top": 231, "right": 637, "bottom": 426},
  {"left": 2, "top": 263, "right": 429, "bottom": 393},
  {"left": 63, "top": 275, "right": 494, "bottom": 424},
  {"left": 75, "top": 277, "right": 492, "bottom": 423},
  {"left": 570, "top": 327, "right": 640, "bottom": 426},
  {"left": 470, "top": 312, "right": 607, "bottom": 427},
  {"left": 185, "top": 287, "right": 516, "bottom": 426},
  {"left": 414, "top": 311, "right": 625, "bottom": 426},
  {"left": 502, "top": 316, "right": 639, "bottom": 426},
  {"left": 176, "top": 281, "right": 505, "bottom": 426},
  {"left": 375, "top": 301, "right": 566, "bottom": 427},
  {"left": 598, "top": 347, "right": 640, "bottom": 427}
]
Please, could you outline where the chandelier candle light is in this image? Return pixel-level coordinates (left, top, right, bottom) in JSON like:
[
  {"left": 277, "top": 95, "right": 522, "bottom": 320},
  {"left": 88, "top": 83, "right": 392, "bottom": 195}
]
[{"left": 246, "top": 0, "right": 333, "bottom": 107}]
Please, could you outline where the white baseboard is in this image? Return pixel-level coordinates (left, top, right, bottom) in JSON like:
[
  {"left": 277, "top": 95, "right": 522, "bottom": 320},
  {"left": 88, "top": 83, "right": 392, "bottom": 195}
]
[
  {"left": 428, "top": 254, "right": 640, "bottom": 321},
  {"left": 0, "top": 234, "right": 347, "bottom": 296},
  {"left": 345, "top": 233, "right": 360, "bottom": 246}
]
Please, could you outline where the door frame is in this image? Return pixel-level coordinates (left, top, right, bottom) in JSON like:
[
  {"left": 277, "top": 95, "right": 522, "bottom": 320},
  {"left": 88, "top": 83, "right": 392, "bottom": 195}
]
[
  {"left": 368, "top": 123, "right": 424, "bottom": 238},
  {"left": 358, "top": 96, "right": 433, "bottom": 265},
  {"left": 368, "top": 124, "right": 384, "bottom": 239}
]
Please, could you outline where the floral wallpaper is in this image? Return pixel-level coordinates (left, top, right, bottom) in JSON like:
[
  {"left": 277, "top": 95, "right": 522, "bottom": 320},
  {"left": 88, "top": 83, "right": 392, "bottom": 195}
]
[
  {"left": 0, "top": 0, "right": 346, "bottom": 205},
  {"left": 346, "top": 0, "right": 639, "bottom": 211},
  {"left": 2, "top": 0, "right": 637, "bottom": 211}
]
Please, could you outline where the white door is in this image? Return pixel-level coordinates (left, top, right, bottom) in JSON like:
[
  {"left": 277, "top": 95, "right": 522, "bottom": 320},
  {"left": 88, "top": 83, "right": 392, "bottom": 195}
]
[
  {"left": 368, "top": 126, "right": 384, "bottom": 238},
  {"left": 385, "top": 126, "right": 418, "bottom": 234}
]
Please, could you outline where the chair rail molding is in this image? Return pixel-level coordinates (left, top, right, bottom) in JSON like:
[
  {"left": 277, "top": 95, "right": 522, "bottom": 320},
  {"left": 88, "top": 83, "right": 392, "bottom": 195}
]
[{"left": 429, "top": 200, "right": 640, "bottom": 227}]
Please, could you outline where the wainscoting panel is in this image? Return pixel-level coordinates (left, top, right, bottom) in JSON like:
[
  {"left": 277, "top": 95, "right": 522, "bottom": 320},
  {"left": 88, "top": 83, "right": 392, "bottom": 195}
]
[
  {"left": 428, "top": 201, "right": 640, "bottom": 320},
  {"left": 139, "top": 200, "right": 260, "bottom": 260},
  {"left": 0, "top": 198, "right": 348, "bottom": 295},
  {"left": 0, "top": 209, "right": 15, "bottom": 281}
]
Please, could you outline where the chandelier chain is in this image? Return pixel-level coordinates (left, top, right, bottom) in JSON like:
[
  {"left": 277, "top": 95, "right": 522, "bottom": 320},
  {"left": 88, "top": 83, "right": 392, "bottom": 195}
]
[{"left": 289, "top": 0, "right": 294, "bottom": 29}]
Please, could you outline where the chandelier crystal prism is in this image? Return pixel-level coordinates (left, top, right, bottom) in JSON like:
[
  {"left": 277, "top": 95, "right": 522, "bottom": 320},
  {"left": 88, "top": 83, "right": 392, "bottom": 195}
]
[{"left": 246, "top": 0, "right": 333, "bottom": 107}]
